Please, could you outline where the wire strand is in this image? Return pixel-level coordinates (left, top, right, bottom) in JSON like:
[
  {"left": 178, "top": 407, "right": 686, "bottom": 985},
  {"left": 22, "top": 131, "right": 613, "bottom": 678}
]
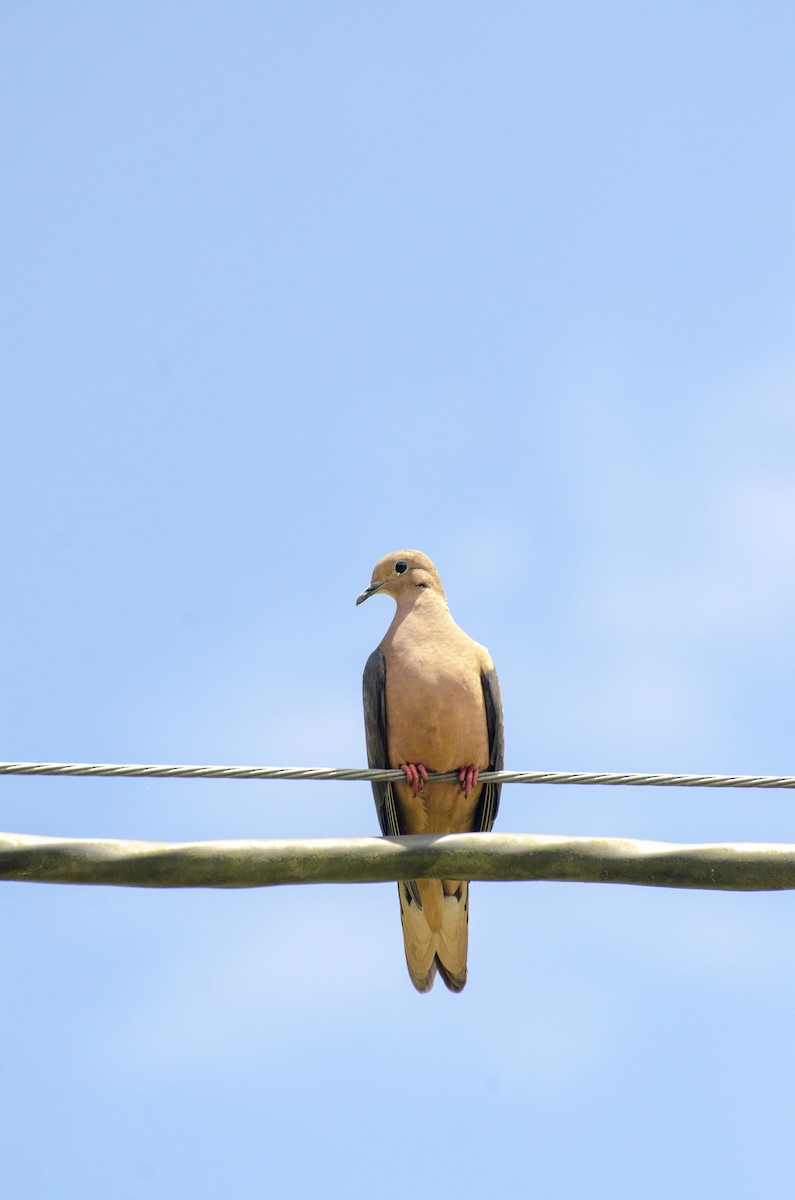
[{"left": 1, "top": 761, "right": 795, "bottom": 789}]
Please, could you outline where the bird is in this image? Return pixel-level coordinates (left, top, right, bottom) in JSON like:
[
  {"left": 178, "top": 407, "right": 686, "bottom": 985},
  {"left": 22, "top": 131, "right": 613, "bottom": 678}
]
[{"left": 357, "top": 549, "right": 504, "bottom": 993}]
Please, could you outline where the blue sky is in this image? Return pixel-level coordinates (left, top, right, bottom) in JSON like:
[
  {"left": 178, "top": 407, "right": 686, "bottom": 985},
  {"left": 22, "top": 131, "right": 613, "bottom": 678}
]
[{"left": 3, "top": 2, "right": 795, "bottom": 1196}]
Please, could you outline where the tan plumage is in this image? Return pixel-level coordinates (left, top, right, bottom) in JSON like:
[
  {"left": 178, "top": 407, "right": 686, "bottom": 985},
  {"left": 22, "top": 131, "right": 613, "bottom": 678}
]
[{"left": 357, "top": 550, "right": 504, "bottom": 993}]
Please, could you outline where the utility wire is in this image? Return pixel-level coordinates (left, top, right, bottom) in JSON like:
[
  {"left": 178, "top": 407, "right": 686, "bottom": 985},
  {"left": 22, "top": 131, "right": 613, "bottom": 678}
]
[
  {"left": 3, "top": 831, "right": 795, "bottom": 890},
  {"left": 1, "top": 761, "right": 794, "bottom": 789}
]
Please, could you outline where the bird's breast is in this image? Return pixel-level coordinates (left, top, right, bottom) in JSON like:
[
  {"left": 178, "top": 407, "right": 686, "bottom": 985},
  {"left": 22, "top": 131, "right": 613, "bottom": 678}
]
[{"left": 383, "top": 641, "right": 489, "bottom": 773}]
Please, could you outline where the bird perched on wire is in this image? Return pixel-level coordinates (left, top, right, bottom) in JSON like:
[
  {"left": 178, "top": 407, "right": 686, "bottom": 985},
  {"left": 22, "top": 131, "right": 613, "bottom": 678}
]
[{"left": 357, "top": 550, "right": 504, "bottom": 993}]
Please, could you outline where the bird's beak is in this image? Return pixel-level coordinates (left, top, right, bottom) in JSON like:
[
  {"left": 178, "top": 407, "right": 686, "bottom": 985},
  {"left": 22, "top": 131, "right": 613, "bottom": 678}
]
[{"left": 356, "top": 579, "right": 386, "bottom": 606}]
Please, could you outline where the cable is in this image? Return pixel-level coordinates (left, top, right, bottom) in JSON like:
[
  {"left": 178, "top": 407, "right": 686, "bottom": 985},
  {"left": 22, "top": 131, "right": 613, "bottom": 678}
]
[
  {"left": 2, "top": 830, "right": 795, "bottom": 889},
  {"left": 1, "top": 760, "right": 794, "bottom": 788}
]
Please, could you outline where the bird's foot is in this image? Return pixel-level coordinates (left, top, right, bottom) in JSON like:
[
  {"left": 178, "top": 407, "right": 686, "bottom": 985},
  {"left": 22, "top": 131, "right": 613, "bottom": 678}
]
[
  {"left": 400, "top": 763, "right": 429, "bottom": 795},
  {"left": 458, "top": 766, "right": 479, "bottom": 798}
]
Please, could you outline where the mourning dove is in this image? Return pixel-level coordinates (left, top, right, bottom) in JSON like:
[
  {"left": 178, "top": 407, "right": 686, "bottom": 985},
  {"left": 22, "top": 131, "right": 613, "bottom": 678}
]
[{"left": 357, "top": 550, "right": 504, "bottom": 993}]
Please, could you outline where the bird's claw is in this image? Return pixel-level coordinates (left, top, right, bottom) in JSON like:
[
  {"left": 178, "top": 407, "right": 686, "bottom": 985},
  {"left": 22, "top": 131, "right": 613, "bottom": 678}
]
[
  {"left": 401, "top": 763, "right": 429, "bottom": 795},
  {"left": 458, "top": 766, "right": 479, "bottom": 798}
]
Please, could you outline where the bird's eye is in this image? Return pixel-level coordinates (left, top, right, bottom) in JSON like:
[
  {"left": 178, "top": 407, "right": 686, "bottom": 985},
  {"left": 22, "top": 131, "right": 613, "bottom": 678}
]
[{"left": 395, "top": 560, "right": 408, "bottom": 574}]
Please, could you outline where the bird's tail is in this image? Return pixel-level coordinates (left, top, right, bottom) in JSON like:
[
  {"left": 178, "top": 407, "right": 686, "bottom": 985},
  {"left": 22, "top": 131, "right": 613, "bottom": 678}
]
[{"left": 397, "top": 878, "right": 469, "bottom": 993}]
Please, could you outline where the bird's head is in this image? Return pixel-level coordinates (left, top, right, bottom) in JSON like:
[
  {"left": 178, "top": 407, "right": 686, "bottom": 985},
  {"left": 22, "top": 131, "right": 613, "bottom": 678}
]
[{"left": 356, "top": 550, "right": 447, "bottom": 607}]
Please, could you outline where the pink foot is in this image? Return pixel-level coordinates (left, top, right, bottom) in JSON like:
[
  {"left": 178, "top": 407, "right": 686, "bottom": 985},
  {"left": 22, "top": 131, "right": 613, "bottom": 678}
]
[
  {"left": 458, "top": 766, "right": 479, "bottom": 798},
  {"left": 400, "top": 763, "right": 429, "bottom": 795}
]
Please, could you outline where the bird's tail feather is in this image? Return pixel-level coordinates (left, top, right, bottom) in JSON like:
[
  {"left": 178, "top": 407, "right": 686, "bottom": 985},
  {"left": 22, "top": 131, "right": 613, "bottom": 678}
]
[{"left": 398, "top": 879, "right": 469, "bottom": 993}]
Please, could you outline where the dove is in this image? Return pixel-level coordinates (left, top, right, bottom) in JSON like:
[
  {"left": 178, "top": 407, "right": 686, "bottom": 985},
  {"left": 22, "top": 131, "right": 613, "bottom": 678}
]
[{"left": 357, "top": 550, "right": 503, "bottom": 992}]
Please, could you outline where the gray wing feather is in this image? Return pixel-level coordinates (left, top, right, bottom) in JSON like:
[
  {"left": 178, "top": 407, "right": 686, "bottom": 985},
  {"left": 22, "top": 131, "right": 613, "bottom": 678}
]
[
  {"left": 474, "top": 667, "right": 504, "bottom": 833},
  {"left": 362, "top": 649, "right": 400, "bottom": 837}
]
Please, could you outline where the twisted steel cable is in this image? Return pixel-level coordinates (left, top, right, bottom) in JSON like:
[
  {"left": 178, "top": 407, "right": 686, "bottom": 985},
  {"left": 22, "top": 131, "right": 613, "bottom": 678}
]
[{"left": 0, "top": 761, "right": 794, "bottom": 788}]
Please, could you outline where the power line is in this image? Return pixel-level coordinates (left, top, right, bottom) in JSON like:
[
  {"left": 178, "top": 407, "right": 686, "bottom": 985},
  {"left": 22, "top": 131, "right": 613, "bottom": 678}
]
[
  {"left": 2, "top": 830, "right": 795, "bottom": 890},
  {"left": 1, "top": 760, "right": 794, "bottom": 789}
]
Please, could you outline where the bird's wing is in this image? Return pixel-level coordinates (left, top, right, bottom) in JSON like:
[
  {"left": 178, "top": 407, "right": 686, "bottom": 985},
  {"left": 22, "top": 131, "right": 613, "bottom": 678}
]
[
  {"left": 362, "top": 648, "right": 400, "bottom": 837},
  {"left": 473, "top": 666, "right": 504, "bottom": 833}
]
